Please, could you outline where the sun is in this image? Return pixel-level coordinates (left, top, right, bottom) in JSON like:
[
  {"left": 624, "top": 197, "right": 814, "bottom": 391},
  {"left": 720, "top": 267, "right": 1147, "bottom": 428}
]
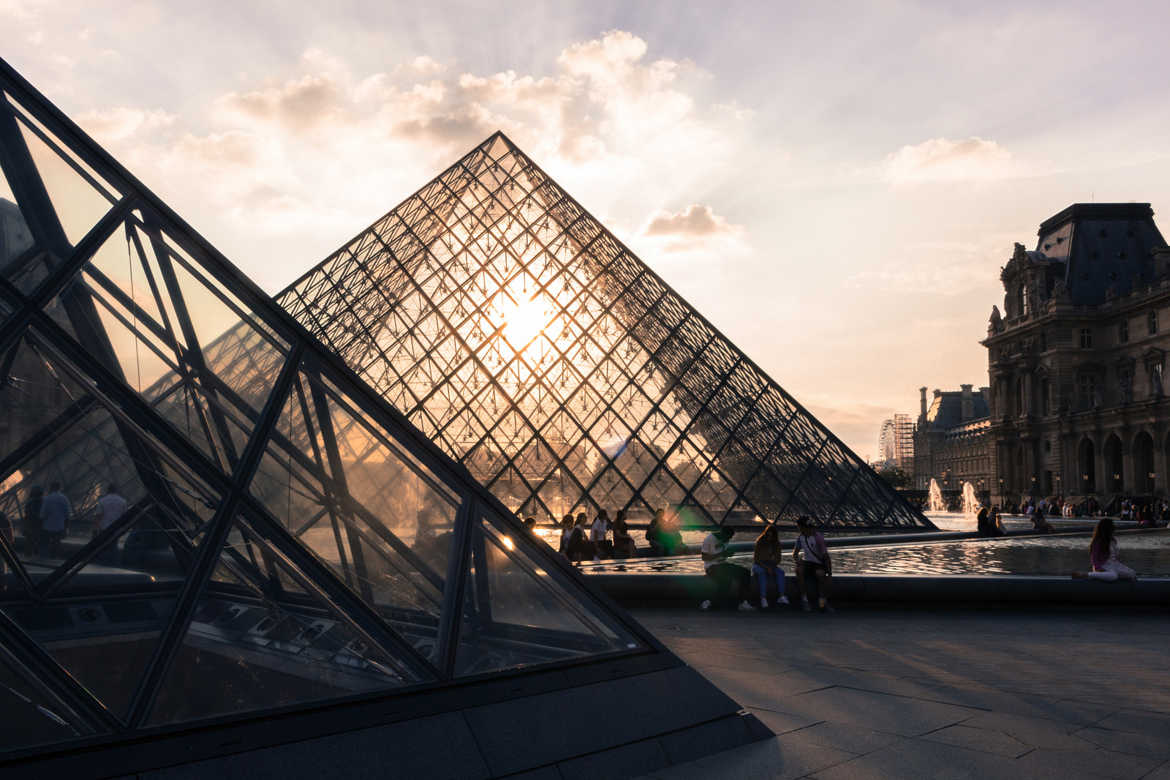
[{"left": 502, "top": 297, "right": 549, "bottom": 348}]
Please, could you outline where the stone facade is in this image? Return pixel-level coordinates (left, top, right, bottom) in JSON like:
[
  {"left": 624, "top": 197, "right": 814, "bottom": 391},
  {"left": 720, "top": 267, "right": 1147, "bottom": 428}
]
[
  {"left": 984, "top": 203, "right": 1170, "bottom": 507},
  {"left": 912, "top": 385, "right": 992, "bottom": 499}
]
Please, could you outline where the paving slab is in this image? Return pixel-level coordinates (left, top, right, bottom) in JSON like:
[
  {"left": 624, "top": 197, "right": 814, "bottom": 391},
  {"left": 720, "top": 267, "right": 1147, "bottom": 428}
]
[
  {"left": 920, "top": 723, "right": 1032, "bottom": 758},
  {"left": 784, "top": 686, "right": 980, "bottom": 737},
  {"left": 1073, "top": 725, "right": 1170, "bottom": 760},
  {"left": 957, "top": 710, "right": 1098, "bottom": 751},
  {"left": 808, "top": 737, "right": 1020, "bottom": 779},
  {"left": 783, "top": 721, "right": 904, "bottom": 755},
  {"left": 1011, "top": 747, "right": 1162, "bottom": 779},
  {"left": 635, "top": 733, "right": 855, "bottom": 780}
]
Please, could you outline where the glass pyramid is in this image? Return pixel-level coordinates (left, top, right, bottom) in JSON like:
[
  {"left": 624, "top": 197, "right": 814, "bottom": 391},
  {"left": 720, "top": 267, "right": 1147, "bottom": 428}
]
[
  {"left": 278, "top": 134, "right": 932, "bottom": 529},
  {"left": 0, "top": 58, "right": 648, "bottom": 760}
]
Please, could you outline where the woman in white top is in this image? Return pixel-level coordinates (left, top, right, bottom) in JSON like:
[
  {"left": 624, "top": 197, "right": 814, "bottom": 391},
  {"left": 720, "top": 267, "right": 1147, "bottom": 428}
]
[{"left": 590, "top": 510, "right": 611, "bottom": 561}]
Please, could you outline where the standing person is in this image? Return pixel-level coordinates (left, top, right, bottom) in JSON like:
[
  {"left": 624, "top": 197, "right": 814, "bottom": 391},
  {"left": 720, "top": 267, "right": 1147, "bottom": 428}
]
[
  {"left": 1074, "top": 517, "right": 1137, "bottom": 582},
  {"left": 22, "top": 485, "right": 44, "bottom": 556},
  {"left": 752, "top": 525, "right": 789, "bottom": 608},
  {"left": 699, "top": 526, "right": 753, "bottom": 611},
  {"left": 793, "top": 516, "right": 833, "bottom": 613},
  {"left": 94, "top": 484, "right": 128, "bottom": 565},
  {"left": 40, "top": 481, "right": 72, "bottom": 558},
  {"left": 566, "top": 512, "right": 593, "bottom": 564},
  {"left": 558, "top": 513, "right": 575, "bottom": 556},
  {"left": 590, "top": 509, "right": 611, "bottom": 561},
  {"left": 611, "top": 509, "right": 636, "bottom": 558}
]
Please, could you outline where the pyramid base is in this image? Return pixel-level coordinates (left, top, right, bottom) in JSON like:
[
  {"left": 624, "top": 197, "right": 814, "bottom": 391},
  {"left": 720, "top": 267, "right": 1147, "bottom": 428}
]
[{"left": 0, "top": 655, "right": 771, "bottom": 779}]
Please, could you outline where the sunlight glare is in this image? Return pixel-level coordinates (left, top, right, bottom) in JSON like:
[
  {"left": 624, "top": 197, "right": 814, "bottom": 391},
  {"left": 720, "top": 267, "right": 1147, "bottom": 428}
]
[{"left": 502, "top": 297, "right": 549, "bottom": 348}]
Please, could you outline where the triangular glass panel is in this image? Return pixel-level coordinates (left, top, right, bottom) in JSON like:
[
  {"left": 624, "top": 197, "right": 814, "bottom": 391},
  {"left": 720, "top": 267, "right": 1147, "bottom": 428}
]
[
  {"left": 0, "top": 642, "right": 99, "bottom": 753},
  {"left": 145, "top": 514, "right": 412, "bottom": 727},
  {"left": 454, "top": 514, "right": 641, "bottom": 677},
  {"left": 4, "top": 593, "right": 177, "bottom": 722},
  {"left": 0, "top": 330, "right": 221, "bottom": 585}
]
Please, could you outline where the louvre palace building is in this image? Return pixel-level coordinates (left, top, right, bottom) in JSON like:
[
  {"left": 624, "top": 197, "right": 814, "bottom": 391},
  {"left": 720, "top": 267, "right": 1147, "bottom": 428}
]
[{"left": 984, "top": 202, "right": 1170, "bottom": 507}]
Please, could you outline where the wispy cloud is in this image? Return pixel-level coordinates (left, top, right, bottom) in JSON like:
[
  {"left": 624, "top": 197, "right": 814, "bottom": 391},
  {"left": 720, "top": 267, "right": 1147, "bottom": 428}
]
[{"left": 882, "top": 137, "right": 1022, "bottom": 184}]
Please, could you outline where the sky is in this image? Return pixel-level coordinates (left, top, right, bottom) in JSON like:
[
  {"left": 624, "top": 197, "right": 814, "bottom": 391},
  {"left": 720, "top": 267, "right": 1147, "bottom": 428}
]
[{"left": 4, "top": 0, "right": 1170, "bottom": 459}]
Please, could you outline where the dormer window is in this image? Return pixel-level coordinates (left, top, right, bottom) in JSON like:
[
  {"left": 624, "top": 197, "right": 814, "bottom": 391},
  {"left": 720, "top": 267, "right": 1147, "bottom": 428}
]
[{"left": 1079, "top": 328, "right": 1093, "bottom": 349}]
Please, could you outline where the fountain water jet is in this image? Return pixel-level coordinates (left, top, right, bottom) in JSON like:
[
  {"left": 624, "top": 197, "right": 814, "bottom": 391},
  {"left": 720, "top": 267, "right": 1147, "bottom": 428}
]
[
  {"left": 961, "top": 481, "right": 981, "bottom": 518},
  {"left": 927, "top": 478, "right": 946, "bottom": 512}
]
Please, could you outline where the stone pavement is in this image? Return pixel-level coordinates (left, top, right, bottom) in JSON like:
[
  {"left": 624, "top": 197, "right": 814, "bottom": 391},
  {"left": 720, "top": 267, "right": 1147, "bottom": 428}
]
[{"left": 630, "top": 605, "right": 1170, "bottom": 779}]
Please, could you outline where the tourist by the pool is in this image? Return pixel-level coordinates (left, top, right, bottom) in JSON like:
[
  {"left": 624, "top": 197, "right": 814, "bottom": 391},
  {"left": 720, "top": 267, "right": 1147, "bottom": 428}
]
[
  {"left": 590, "top": 509, "right": 611, "bottom": 560},
  {"left": 645, "top": 508, "right": 666, "bottom": 555},
  {"left": 977, "top": 506, "right": 1005, "bottom": 537},
  {"left": 1031, "top": 507, "right": 1053, "bottom": 534},
  {"left": 752, "top": 524, "right": 789, "bottom": 608},
  {"left": 661, "top": 509, "right": 685, "bottom": 555},
  {"left": 1073, "top": 517, "right": 1137, "bottom": 582},
  {"left": 611, "top": 509, "right": 636, "bottom": 558},
  {"left": 565, "top": 512, "right": 594, "bottom": 563},
  {"left": 558, "top": 513, "right": 575, "bottom": 556},
  {"left": 699, "top": 526, "right": 753, "bottom": 611},
  {"left": 793, "top": 516, "right": 833, "bottom": 613}
]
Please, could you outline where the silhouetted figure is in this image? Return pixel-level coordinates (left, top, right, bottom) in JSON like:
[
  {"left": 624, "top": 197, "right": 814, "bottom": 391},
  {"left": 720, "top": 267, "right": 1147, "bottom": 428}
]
[
  {"left": 611, "top": 509, "right": 636, "bottom": 558},
  {"left": 699, "top": 526, "right": 752, "bottom": 611},
  {"left": 1031, "top": 507, "right": 1053, "bottom": 534},
  {"left": 558, "top": 514, "right": 574, "bottom": 556},
  {"left": 645, "top": 509, "right": 666, "bottom": 556},
  {"left": 523, "top": 516, "right": 537, "bottom": 535},
  {"left": 40, "top": 481, "right": 71, "bottom": 558},
  {"left": 565, "top": 512, "right": 593, "bottom": 563},
  {"left": 752, "top": 524, "right": 788, "bottom": 608},
  {"left": 794, "top": 516, "right": 833, "bottom": 613}
]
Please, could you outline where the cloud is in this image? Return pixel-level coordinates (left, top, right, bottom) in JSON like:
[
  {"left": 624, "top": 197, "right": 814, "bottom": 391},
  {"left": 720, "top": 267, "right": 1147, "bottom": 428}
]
[
  {"left": 78, "top": 107, "right": 176, "bottom": 143},
  {"left": 882, "top": 137, "right": 1020, "bottom": 184},
  {"left": 645, "top": 204, "right": 741, "bottom": 238},
  {"left": 76, "top": 30, "right": 753, "bottom": 289}
]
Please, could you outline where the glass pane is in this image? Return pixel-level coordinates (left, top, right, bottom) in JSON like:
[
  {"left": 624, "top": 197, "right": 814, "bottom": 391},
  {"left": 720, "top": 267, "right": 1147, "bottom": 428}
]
[
  {"left": 40, "top": 211, "right": 287, "bottom": 470},
  {"left": 146, "top": 516, "right": 410, "bottom": 727},
  {"left": 11, "top": 106, "right": 115, "bottom": 246},
  {"left": 5, "top": 596, "right": 176, "bottom": 721},
  {"left": 454, "top": 515, "right": 640, "bottom": 677},
  {"left": 0, "top": 332, "right": 221, "bottom": 584},
  {"left": 0, "top": 165, "right": 34, "bottom": 277},
  {"left": 250, "top": 371, "right": 461, "bottom": 662},
  {"left": 0, "top": 642, "right": 96, "bottom": 753}
]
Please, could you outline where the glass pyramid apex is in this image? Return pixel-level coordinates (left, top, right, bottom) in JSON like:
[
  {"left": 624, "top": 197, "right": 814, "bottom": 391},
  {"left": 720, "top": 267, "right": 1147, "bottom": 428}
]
[
  {"left": 279, "top": 132, "right": 933, "bottom": 530},
  {"left": 0, "top": 58, "right": 652, "bottom": 762}
]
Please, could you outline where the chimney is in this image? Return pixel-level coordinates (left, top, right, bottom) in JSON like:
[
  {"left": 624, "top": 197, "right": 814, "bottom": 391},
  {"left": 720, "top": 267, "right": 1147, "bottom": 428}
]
[
  {"left": 919, "top": 387, "right": 928, "bottom": 420},
  {"left": 960, "top": 384, "right": 974, "bottom": 421}
]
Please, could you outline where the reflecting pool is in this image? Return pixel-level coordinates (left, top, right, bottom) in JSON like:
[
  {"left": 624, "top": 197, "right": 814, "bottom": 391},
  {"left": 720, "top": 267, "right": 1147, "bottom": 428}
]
[{"left": 580, "top": 531, "right": 1170, "bottom": 577}]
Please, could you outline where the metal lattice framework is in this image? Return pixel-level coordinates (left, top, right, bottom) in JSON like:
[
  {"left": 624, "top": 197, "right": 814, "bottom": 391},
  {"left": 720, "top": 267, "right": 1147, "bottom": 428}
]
[
  {"left": 0, "top": 58, "right": 657, "bottom": 762},
  {"left": 279, "top": 133, "right": 932, "bottom": 529}
]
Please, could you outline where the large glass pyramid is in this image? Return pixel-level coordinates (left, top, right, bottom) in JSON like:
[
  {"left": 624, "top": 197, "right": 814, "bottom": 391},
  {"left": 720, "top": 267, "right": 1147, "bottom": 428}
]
[
  {"left": 0, "top": 59, "right": 656, "bottom": 762},
  {"left": 279, "top": 134, "right": 931, "bottom": 529}
]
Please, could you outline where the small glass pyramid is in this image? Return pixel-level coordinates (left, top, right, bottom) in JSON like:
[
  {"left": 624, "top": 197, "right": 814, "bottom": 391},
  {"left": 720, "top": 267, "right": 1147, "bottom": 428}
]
[
  {"left": 0, "top": 57, "right": 645, "bottom": 759},
  {"left": 278, "top": 133, "right": 932, "bottom": 529}
]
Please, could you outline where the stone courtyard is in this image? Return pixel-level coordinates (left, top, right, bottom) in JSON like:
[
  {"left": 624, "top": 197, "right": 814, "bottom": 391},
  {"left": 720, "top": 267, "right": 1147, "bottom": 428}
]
[{"left": 631, "top": 605, "right": 1170, "bottom": 779}]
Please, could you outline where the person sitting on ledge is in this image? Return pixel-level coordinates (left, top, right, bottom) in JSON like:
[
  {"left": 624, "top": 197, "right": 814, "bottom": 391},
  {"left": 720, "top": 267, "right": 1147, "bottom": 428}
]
[
  {"left": 752, "top": 524, "right": 789, "bottom": 608},
  {"left": 793, "top": 516, "right": 833, "bottom": 613},
  {"left": 699, "top": 526, "right": 753, "bottom": 611},
  {"left": 645, "top": 508, "right": 666, "bottom": 556},
  {"left": 1073, "top": 517, "right": 1137, "bottom": 582},
  {"left": 1031, "top": 507, "right": 1054, "bottom": 534},
  {"left": 611, "top": 509, "right": 636, "bottom": 558}
]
